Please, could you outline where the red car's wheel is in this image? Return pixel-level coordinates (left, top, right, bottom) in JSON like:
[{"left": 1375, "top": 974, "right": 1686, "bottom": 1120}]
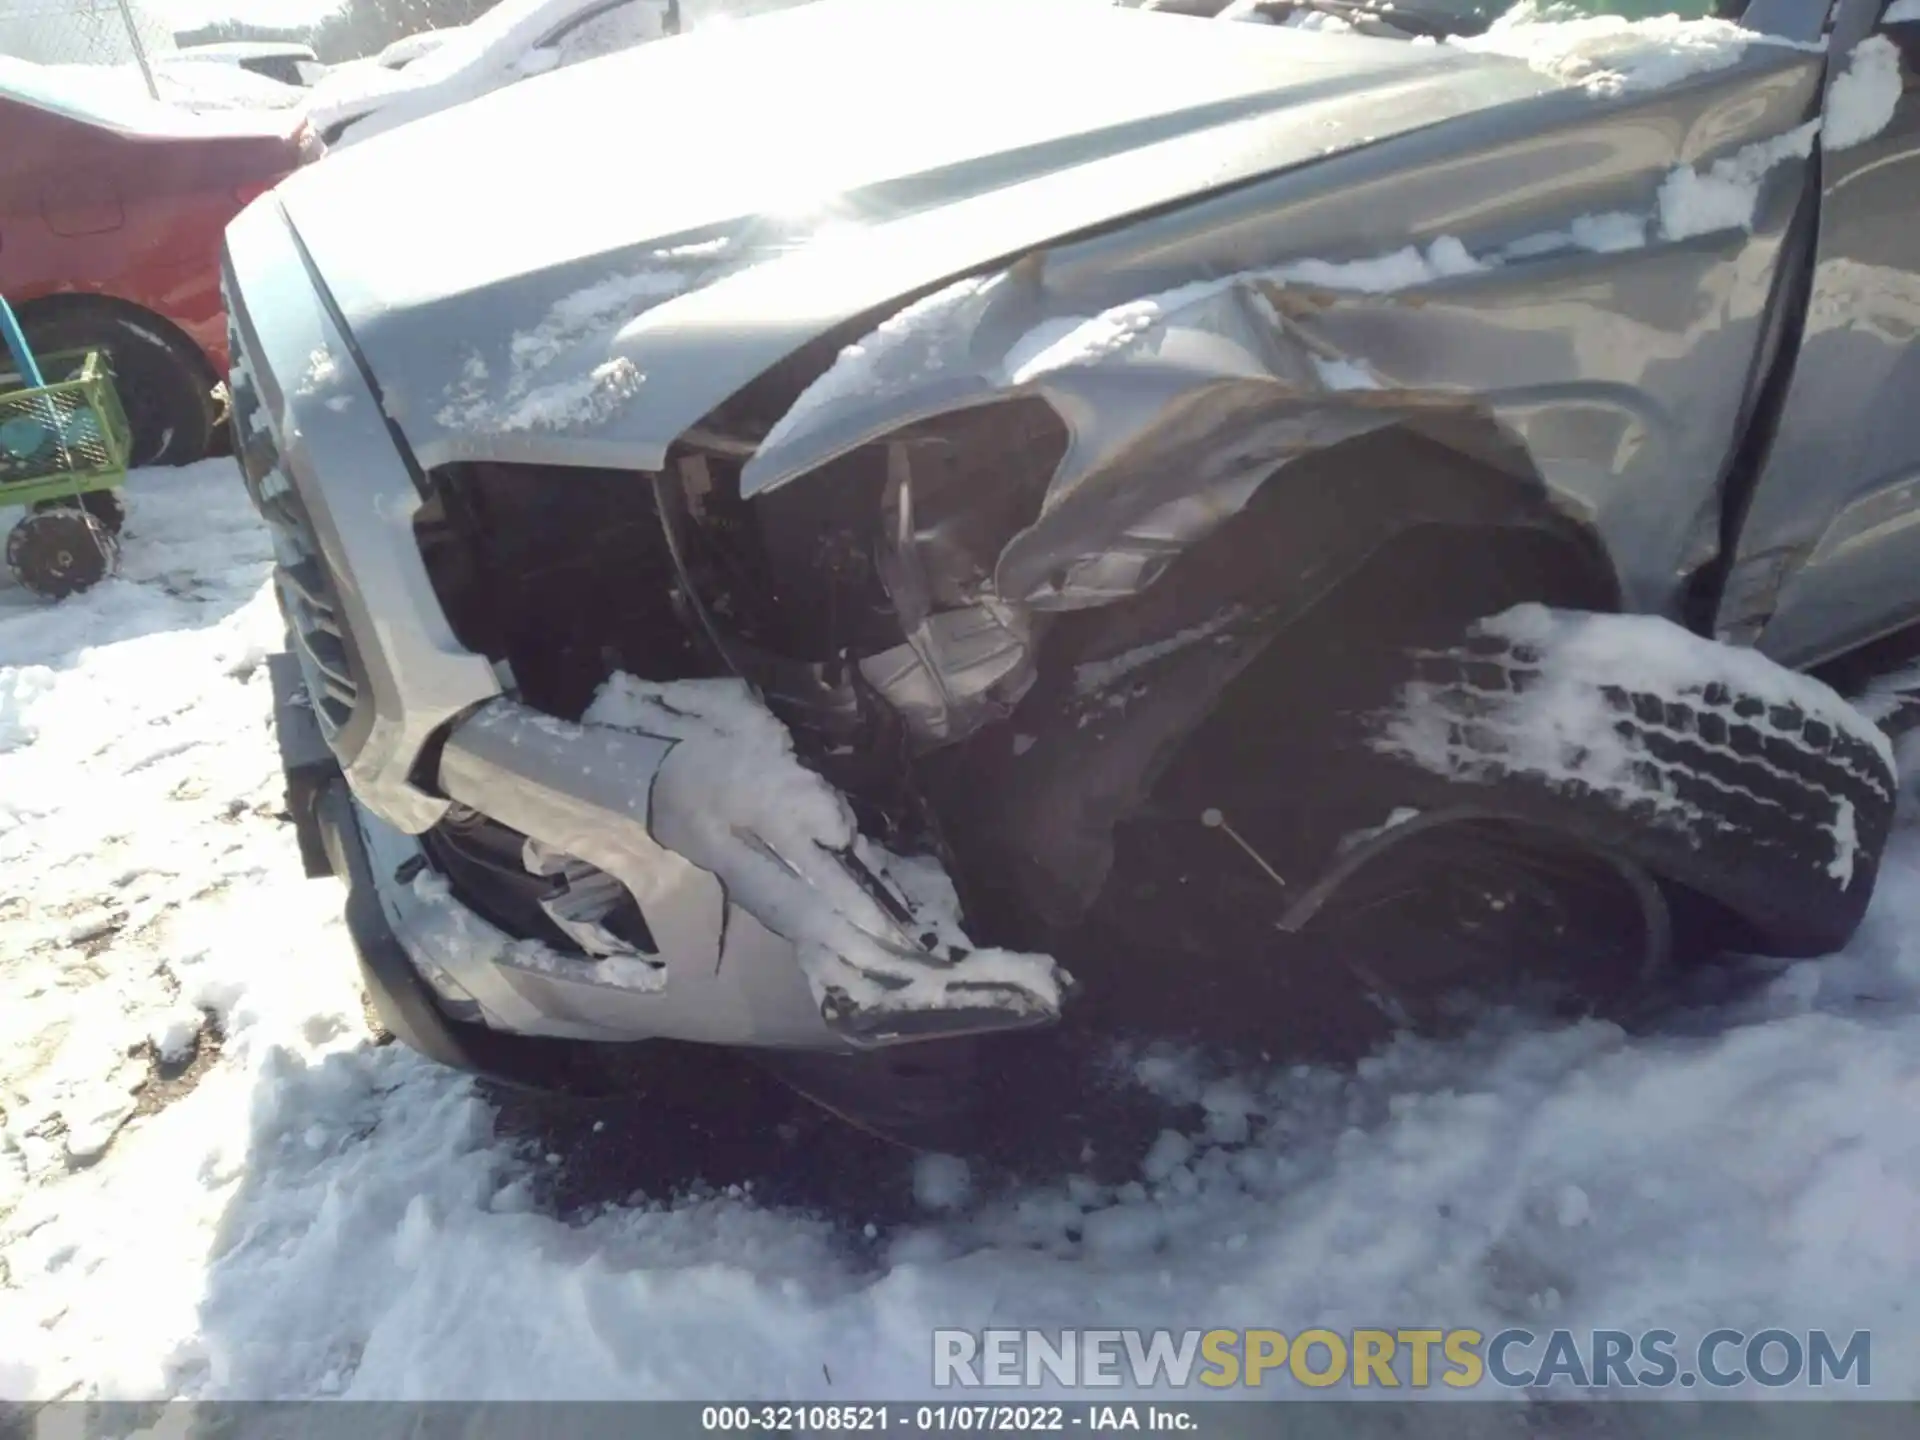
[
  {"left": 33, "top": 490, "right": 126, "bottom": 535},
  {"left": 25, "top": 309, "right": 219, "bottom": 470}
]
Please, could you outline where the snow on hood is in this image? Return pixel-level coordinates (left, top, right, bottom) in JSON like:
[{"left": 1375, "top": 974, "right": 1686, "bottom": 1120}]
[
  {"left": 268, "top": 0, "right": 1560, "bottom": 473},
  {"left": 1448, "top": 8, "right": 1774, "bottom": 96}
]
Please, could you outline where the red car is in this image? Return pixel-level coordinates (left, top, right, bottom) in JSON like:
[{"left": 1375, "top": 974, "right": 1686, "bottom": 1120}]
[{"left": 0, "top": 59, "right": 318, "bottom": 467}]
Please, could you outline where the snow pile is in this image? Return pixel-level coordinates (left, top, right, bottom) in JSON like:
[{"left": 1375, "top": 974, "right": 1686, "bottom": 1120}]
[
  {"left": 1452, "top": 11, "right": 1760, "bottom": 97},
  {"left": 9, "top": 464, "right": 1920, "bottom": 1401},
  {"left": 582, "top": 675, "right": 1066, "bottom": 1019},
  {"left": 1824, "top": 35, "right": 1904, "bottom": 152}
]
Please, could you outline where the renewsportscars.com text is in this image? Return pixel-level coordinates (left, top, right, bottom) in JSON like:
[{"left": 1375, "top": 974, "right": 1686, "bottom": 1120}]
[{"left": 932, "top": 1327, "right": 1871, "bottom": 1391}]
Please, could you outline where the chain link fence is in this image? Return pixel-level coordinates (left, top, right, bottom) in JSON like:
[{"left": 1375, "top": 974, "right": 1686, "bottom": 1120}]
[{"left": 0, "top": 0, "right": 174, "bottom": 92}]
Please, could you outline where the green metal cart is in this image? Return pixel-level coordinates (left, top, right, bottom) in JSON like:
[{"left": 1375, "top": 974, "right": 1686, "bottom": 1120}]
[{"left": 1, "top": 299, "right": 133, "bottom": 600}]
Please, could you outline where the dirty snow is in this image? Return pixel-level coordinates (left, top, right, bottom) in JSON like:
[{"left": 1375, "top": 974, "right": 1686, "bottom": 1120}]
[
  {"left": 8, "top": 468, "right": 1920, "bottom": 1401},
  {"left": 581, "top": 674, "right": 1065, "bottom": 1018},
  {"left": 1451, "top": 12, "right": 1761, "bottom": 97},
  {"left": 1824, "top": 35, "right": 1904, "bottom": 152}
]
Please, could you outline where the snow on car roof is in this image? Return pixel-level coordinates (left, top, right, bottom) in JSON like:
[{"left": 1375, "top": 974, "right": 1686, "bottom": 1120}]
[{"left": 0, "top": 53, "right": 298, "bottom": 131}]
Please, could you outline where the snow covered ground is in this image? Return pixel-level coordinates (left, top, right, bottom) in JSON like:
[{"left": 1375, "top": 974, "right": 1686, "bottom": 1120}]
[{"left": 4, "top": 462, "right": 1920, "bottom": 1405}]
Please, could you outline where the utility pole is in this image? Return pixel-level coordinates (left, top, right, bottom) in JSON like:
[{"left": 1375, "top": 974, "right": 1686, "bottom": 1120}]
[{"left": 111, "top": 0, "right": 160, "bottom": 100}]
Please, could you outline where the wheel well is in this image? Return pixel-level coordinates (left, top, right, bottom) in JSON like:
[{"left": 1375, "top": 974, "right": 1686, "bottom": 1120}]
[
  {"left": 12, "top": 292, "right": 218, "bottom": 388},
  {"left": 921, "top": 422, "right": 1621, "bottom": 942},
  {"left": 1259, "top": 420, "right": 1621, "bottom": 628},
  {"left": 1283, "top": 517, "right": 1617, "bottom": 653},
  {"left": 1034, "top": 419, "right": 1620, "bottom": 682}
]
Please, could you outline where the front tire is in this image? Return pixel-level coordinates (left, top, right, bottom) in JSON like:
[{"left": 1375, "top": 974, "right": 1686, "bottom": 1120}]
[{"left": 1365, "top": 604, "right": 1899, "bottom": 958}]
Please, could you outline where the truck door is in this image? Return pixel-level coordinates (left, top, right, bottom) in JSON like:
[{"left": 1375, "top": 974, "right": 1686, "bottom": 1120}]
[{"left": 1717, "top": 0, "right": 1920, "bottom": 668}]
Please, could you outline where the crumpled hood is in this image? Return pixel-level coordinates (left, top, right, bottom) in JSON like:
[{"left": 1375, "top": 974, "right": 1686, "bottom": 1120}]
[{"left": 274, "top": 0, "right": 1558, "bottom": 473}]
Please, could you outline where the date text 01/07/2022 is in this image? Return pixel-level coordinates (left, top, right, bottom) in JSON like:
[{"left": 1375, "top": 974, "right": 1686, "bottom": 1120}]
[{"left": 699, "top": 1405, "right": 1201, "bottom": 1432}]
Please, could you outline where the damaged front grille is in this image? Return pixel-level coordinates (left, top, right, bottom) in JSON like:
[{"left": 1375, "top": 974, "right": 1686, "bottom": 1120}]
[
  {"left": 423, "top": 805, "right": 656, "bottom": 960},
  {"left": 229, "top": 315, "right": 365, "bottom": 742},
  {"left": 413, "top": 461, "right": 715, "bottom": 721}
]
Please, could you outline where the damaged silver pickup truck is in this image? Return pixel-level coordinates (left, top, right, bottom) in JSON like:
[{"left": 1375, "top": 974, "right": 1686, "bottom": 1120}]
[{"left": 225, "top": 0, "right": 1920, "bottom": 1132}]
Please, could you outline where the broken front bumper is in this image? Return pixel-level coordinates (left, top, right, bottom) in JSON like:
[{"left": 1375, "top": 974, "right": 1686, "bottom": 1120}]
[{"left": 232, "top": 201, "right": 1059, "bottom": 1059}]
